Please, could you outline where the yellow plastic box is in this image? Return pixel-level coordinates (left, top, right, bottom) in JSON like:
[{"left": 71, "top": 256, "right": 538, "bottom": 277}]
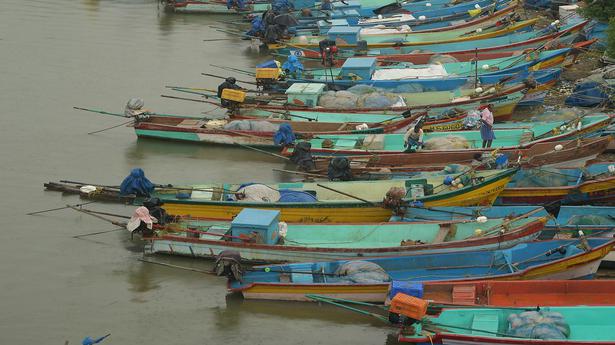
[{"left": 221, "top": 89, "right": 246, "bottom": 103}]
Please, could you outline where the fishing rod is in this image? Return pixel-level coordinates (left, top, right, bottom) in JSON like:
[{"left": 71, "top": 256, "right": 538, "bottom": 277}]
[
  {"left": 26, "top": 201, "right": 98, "bottom": 216},
  {"left": 74, "top": 106, "right": 206, "bottom": 120},
  {"left": 234, "top": 142, "right": 291, "bottom": 160},
  {"left": 67, "top": 205, "right": 126, "bottom": 227},
  {"left": 201, "top": 73, "right": 258, "bottom": 86},
  {"left": 210, "top": 64, "right": 256, "bottom": 76}
]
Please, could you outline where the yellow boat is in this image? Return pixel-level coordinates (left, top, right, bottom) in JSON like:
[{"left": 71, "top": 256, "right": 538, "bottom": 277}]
[{"left": 155, "top": 169, "right": 517, "bottom": 223}]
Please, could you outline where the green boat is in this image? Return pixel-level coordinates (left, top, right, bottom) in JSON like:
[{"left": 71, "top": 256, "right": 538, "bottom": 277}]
[
  {"left": 399, "top": 306, "right": 615, "bottom": 344},
  {"left": 281, "top": 114, "right": 612, "bottom": 156},
  {"left": 147, "top": 208, "right": 546, "bottom": 262}
]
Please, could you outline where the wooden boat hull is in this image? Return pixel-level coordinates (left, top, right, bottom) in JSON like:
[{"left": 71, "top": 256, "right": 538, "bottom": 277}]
[
  {"left": 420, "top": 280, "right": 615, "bottom": 307},
  {"left": 132, "top": 114, "right": 416, "bottom": 147},
  {"left": 311, "top": 137, "right": 611, "bottom": 176},
  {"left": 231, "top": 239, "right": 615, "bottom": 301},
  {"left": 146, "top": 217, "right": 546, "bottom": 262},
  {"left": 163, "top": 0, "right": 268, "bottom": 14}
]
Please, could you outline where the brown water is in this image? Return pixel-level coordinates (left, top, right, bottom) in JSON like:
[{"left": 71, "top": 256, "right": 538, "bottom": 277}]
[{"left": 0, "top": 1, "right": 398, "bottom": 343}]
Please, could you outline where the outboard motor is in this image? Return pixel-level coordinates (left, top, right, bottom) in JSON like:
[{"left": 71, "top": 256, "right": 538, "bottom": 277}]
[
  {"left": 142, "top": 197, "right": 171, "bottom": 225},
  {"left": 318, "top": 39, "right": 338, "bottom": 67},
  {"left": 290, "top": 141, "right": 316, "bottom": 171},
  {"left": 214, "top": 250, "right": 244, "bottom": 282},
  {"left": 124, "top": 98, "right": 149, "bottom": 119},
  {"left": 327, "top": 156, "right": 353, "bottom": 181}
]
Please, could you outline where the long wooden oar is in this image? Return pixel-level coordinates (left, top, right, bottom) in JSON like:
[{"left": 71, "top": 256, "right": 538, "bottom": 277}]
[
  {"left": 234, "top": 143, "right": 290, "bottom": 160},
  {"left": 73, "top": 228, "right": 124, "bottom": 239},
  {"left": 315, "top": 183, "right": 377, "bottom": 206},
  {"left": 138, "top": 258, "right": 216, "bottom": 275},
  {"left": 67, "top": 205, "right": 126, "bottom": 227},
  {"left": 88, "top": 119, "right": 134, "bottom": 135},
  {"left": 26, "top": 201, "right": 97, "bottom": 216}
]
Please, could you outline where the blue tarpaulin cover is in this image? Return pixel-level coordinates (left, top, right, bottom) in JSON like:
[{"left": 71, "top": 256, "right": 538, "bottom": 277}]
[
  {"left": 273, "top": 123, "right": 296, "bottom": 146},
  {"left": 120, "top": 168, "right": 155, "bottom": 196}
]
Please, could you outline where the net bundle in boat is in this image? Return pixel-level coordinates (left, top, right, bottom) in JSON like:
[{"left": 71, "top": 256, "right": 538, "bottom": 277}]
[{"left": 422, "top": 136, "right": 470, "bottom": 150}]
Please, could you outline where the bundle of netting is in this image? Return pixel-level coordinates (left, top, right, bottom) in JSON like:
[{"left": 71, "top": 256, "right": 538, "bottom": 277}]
[
  {"left": 318, "top": 90, "right": 359, "bottom": 108},
  {"left": 507, "top": 311, "right": 570, "bottom": 340},
  {"left": 530, "top": 108, "right": 584, "bottom": 122},
  {"left": 356, "top": 92, "right": 401, "bottom": 108},
  {"left": 423, "top": 136, "right": 470, "bottom": 150},
  {"left": 335, "top": 261, "right": 391, "bottom": 284},
  {"left": 513, "top": 168, "right": 571, "bottom": 187},
  {"left": 428, "top": 54, "right": 459, "bottom": 65},
  {"left": 224, "top": 120, "right": 279, "bottom": 132}
]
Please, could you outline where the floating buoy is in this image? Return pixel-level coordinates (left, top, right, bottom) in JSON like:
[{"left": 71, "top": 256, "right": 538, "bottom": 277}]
[{"left": 554, "top": 144, "right": 563, "bottom": 151}]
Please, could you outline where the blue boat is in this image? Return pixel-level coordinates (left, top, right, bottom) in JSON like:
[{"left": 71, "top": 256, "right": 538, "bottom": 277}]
[{"left": 228, "top": 238, "right": 615, "bottom": 301}]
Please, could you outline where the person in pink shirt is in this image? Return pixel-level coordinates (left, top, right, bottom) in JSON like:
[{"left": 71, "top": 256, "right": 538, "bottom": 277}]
[{"left": 479, "top": 104, "right": 495, "bottom": 148}]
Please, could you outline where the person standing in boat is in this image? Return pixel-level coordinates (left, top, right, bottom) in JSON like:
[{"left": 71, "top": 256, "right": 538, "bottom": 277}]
[
  {"left": 479, "top": 104, "right": 495, "bottom": 148},
  {"left": 403, "top": 120, "right": 424, "bottom": 152}
]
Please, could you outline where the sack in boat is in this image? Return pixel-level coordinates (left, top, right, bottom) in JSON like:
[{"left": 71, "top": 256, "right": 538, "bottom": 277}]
[
  {"left": 236, "top": 184, "right": 280, "bottom": 203},
  {"left": 423, "top": 136, "right": 470, "bottom": 150},
  {"left": 335, "top": 261, "right": 391, "bottom": 284},
  {"left": 507, "top": 311, "right": 570, "bottom": 340},
  {"left": 318, "top": 90, "right": 358, "bottom": 109}
]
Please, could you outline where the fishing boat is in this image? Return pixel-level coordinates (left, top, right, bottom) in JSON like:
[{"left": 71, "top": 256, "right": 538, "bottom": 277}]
[
  {"left": 398, "top": 305, "right": 615, "bottom": 344},
  {"left": 288, "top": 20, "right": 588, "bottom": 61},
  {"left": 399, "top": 280, "right": 615, "bottom": 307},
  {"left": 496, "top": 162, "right": 615, "bottom": 205},
  {"left": 284, "top": 48, "right": 570, "bottom": 91},
  {"left": 270, "top": 16, "right": 536, "bottom": 51},
  {"left": 232, "top": 81, "right": 532, "bottom": 122},
  {"left": 162, "top": 0, "right": 270, "bottom": 14},
  {"left": 45, "top": 168, "right": 517, "bottom": 222},
  {"left": 228, "top": 238, "right": 615, "bottom": 301},
  {"left": 145, "top": 207, "right": 546, "bottom": 262},
  {"left": 281, "top": 114, "right": 612, "bottom": 157},
  {"left": 130, "top": 111, "right": 417, "bottom": 147},
  {"left": 308, "top": 137, "right": 612, "bottom": 174}
]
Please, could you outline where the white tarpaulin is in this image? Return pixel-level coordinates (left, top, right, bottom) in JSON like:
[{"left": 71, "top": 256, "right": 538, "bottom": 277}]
[
  {"left": 371, "top": 64, "right": 449, "bottom": 80},
  {"left": 358, "top": 14, "right": 415, "bottom": 25},
  {"left": 360, "top": 24, "right": 412, "bottom": 35}
]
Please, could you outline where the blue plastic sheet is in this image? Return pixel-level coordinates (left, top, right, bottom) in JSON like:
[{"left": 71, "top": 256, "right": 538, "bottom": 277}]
[
  {"left": 273, "top": 123, "right": 296, "bottom": 146},
  {"left": 120, "top": 168, "right": 155, "bottom": 196},
  {"left": 565, "top": 81, "right": 611, "bottom": 107}
]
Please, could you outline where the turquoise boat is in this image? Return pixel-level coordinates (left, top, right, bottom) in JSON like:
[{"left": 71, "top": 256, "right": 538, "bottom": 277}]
[
  {"left": 281, "top": 114, "right": 612, "bottom": 156},
  {"left": 398, "top": 306, "right": 615, "bottom": 344},
  {"left": 146, "top": 207, "right": 546, "bottom": 262}
]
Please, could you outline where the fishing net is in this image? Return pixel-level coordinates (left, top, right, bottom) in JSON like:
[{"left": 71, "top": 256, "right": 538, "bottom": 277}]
[
  {"left": 428, "top": 54, "right": 459, "bottom": 65},
  {"left": 423, "top": 136, "right": 470, "bottom": 150},
  {"left": 514, "top": 168, "right": 571, "bottom": 188},
  {"left": 236, "top": 184, "right": 280, "bottom": 202},
  {"left": 567, "top": 215, "right": 615, "bottom": 225},
  {"left": 531, "top": 108, "right": 584, "bottom": 122},
  {"left": 318, "top": 90, "right": 359, "bottom": 109},
  {"left": 441, "top": 164, "right": 470, "bottom": 175},
  {"left": 507, "top": 311, "right": 570, "bottom": 340},
  {"left": 224, "top": 120, "right": 279, "bottom": 132},
  {"left": 356, "top": 92, "right": 401, "bottom": 108},
  {"left": 347, "top": 84, "right": 379, "bottom": 95},
  {"left": 335, "top": 261, "right": 391, "bottom": 284}
]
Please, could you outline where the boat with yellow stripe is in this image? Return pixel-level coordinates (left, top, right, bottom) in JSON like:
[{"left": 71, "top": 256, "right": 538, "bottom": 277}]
[
  {"left": 268, "top": 18, "right": 539, "bottom": 51},
  {"left": 154, "top": 168, "right": 517, "bottom": 223},
  {"left": 228, "top": 238, "right": 615, "bottom": 302}
]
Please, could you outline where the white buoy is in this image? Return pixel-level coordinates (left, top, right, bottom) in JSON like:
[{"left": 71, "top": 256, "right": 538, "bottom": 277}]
[
  {"left": 475, "top": 87, "right": 484, "bottom": 93},
  {"left": 476, "top": 28, "right": 482, "bottom": 33},
  {"left": 378, "top": 14, "right": 383, "bottom": 19},
  {"left": 474, "top": 4, "right": 481, "bottom": 9},
  {"left": 554, "top": 20, "right": 560, "bottom": 25},
  {"left": 482, "top": 64, "right": 490, "bottom": 70},
  {"left": 476, "top": 216, "right": 488, "bottom": 223},
  {"left": 608, "top": 165, "right": 615, "bottom": 173},
  {"left": 425, "top": 2, "right": 432, "bottom": 6},
  {"left": 578, "top": 230, "right": 585, "bottom": 237},
  {"left": 554, "top": 144, "right": 563, "bottom": 151},
  {"left": 419, "top": 15, "right": 426, "bottom": 20}
]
